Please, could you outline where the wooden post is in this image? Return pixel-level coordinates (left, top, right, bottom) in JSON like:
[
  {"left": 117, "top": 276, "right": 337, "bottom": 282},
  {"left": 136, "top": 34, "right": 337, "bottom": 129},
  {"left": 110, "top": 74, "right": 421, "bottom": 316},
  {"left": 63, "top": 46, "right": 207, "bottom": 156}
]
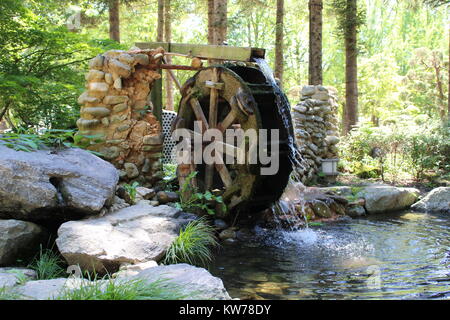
[{"left": 151, "top": 71, "right": 163, "bottom": 122}]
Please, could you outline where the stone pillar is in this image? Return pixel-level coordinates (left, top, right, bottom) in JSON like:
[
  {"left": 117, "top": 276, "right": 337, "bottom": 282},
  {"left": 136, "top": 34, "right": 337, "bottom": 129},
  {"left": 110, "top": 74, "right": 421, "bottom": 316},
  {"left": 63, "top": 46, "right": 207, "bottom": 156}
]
[
  {"left": 292, "top": 85, "right": 339, "bottom": 184},
  {"left": 76, "top": 48, "right": 166, "bottom": 186}
]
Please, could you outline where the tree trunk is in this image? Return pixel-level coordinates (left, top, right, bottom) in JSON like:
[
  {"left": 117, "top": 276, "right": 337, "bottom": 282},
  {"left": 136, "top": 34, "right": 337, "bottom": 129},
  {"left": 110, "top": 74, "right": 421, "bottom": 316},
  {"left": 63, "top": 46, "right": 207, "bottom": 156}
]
[
  {"left": 433, "top": 63, "right": 446, "bottom": 121},
  {"left": 208, "top": 0, "right": 215, "bottom": 44},
  {"left": 157, "top": 0, "right": 164, "bottom": 42},
  {"left": 343, "top": 0, "right": 358, "bottom": 135},
  {"left": 164, "top": 0, "right": 174, "bottom": 111},
  {"left": 108, "top": 0, "right": 120, "bottom": 43},
  {"left": 214, "top": 0, "right": 227, "bottom": 45},
  {"left": 308, "top": 0, "right": 323, "bottom": 85},
  {"left": 274, "top": 0, "right": 284, "bottom": 87}
]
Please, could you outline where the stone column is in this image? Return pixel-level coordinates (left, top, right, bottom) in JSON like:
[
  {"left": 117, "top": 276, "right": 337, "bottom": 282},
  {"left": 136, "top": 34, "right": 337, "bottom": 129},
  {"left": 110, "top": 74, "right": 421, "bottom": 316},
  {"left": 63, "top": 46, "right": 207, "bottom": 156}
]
[
  {"left": 76, "top": 48, "right": 166, "bottom": 186},
  {"left": 291, "top": 85, "right": 339, "bottom": 184}
]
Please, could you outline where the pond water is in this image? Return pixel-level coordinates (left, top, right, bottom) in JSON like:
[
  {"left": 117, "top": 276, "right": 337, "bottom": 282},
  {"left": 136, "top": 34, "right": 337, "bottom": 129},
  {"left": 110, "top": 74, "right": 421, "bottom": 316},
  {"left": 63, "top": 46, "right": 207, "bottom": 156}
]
[{"left": 210, "top": 211, "right": 450, "bottom": 300}]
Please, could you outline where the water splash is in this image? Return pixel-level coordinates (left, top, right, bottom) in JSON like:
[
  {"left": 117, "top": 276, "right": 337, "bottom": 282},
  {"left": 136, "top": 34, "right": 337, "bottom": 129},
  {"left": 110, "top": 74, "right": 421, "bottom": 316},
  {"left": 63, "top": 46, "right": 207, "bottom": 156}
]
[{"left": 253, "top": 58, "right": 309, "bottom": 231}]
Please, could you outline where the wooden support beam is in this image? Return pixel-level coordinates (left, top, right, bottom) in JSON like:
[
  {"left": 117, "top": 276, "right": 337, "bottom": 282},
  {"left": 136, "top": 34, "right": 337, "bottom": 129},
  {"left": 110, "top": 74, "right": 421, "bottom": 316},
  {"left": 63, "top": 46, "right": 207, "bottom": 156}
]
[{"left": 135, "top": 42, "right": 265, "bottom": 62}]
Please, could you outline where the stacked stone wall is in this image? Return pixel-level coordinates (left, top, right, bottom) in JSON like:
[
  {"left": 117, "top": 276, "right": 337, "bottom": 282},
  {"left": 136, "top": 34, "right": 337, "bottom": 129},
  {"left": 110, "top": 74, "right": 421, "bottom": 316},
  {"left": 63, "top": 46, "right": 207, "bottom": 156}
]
[
  {"left": 77, "top": 48, "right": 165, "bottom": 186},
  {"left": 292, "top": 85, "right": 340, "bottom": 184}
]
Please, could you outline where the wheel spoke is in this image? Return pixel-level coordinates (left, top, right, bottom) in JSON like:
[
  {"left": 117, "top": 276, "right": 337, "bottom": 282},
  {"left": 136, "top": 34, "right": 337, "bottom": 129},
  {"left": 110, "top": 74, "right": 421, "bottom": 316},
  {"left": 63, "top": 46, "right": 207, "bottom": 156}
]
[
  {"left": 218, "top": 111, "right": 236, "bottom": 133},
  {"left": 189, "top": 98, "right": 209, "bottom": 132}
]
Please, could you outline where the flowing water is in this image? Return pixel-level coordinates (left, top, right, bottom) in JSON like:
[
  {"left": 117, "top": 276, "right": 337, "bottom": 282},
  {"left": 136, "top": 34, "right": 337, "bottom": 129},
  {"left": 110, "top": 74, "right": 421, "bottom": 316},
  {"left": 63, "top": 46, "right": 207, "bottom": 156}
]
[
  {"left": 210, "top": 211, "right": 450, "bottom": 300},
  {"left": 218, "top": 60, "right": 450, "bottom": 300}
]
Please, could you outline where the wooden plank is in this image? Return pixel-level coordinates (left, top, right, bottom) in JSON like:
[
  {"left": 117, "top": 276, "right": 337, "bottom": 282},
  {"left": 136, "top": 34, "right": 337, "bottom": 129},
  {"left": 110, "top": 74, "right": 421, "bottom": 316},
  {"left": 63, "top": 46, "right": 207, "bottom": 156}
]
[{"left": 135, "top": 42, "right": 265, "bottom": 62}]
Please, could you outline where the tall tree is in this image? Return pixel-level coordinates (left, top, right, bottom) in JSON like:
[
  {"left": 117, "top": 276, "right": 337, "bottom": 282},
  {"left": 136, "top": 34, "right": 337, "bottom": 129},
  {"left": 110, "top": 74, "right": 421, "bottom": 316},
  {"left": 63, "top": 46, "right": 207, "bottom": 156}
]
[
  {"left": 214, "top": 0, "right": 228, "bottom": 45},
  {"left": 108, "top": 0, "right": 120, "bottom": 42},
  {"left": 207, "top": 0, "right": 215, "bottom": 44},
  {"left": 274, "top": 0, "right": 284, "bottom": 86},
  {"left": 308, "top": 0, "right": 323, "bottom": 85},
  {"left": 164, "top": 0, "right": 174, "bottom": 110},
  {"left": 333, "top": 0, "right": 365, "bottom": 134},
  {"left": 424, "top": 0, "right": 450, "bottom": 122},
  {"left": 157, "top": 0, "right": 164, "bottom": 42}
]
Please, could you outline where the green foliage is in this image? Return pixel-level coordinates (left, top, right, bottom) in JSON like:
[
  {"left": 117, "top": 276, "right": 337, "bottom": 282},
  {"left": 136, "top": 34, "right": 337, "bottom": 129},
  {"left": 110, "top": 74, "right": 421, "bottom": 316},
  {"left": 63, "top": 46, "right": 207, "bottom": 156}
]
[
  {"left": 0, "top": 0, "right": 123, "bottom": 130},
  {"left": 57, "top": 277, "right": 190, "bottom": 300},
  {"left": 340, "top": 120, "right": 450, "bottom": 182},
  {"left": 28, "top": 246, "right": 66, "bottom": 280},
  {"left": 164, "top": 218, "right": 218, "bottom": 267},
  {"left": 176, "top": 171, "right": 227, "bottom": 215},
  {"left": 123, "top": 182, "right": 139, "bottom": 203},
  {"left": 0, "top": 128, "right": 103, "bottom": 156}
]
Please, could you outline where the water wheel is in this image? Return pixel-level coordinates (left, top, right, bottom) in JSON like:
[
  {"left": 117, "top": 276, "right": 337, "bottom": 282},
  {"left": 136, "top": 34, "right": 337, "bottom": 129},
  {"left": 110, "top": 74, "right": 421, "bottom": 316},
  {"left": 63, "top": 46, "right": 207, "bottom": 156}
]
[{"left": 172, "top": 65, "right": 294, "bottom": 216}]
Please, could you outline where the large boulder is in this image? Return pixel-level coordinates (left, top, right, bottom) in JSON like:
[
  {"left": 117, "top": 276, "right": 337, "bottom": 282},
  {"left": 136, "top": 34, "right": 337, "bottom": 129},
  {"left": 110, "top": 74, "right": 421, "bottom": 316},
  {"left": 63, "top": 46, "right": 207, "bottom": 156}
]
[
  {"left": 129, "top": 264, "right": 231, "bottom": 300},
  {"left": 0, "top": 220, "right": 48, "bottom": 266},
  {"left": 412, "top": 187, "right": 450, "bottom": 214},
  {"left": 56, "top": 203, "right": 195, "bottom": 273},
  {"left": 11, "top": 264, "right": 231, "bottom": 300},
  {"left": 0, "top": 268, "right": 37, "bottom": 288},
  {"left": 0, "top": 146, "right": 119, "bottom": 222},
  {"left": 359, "top": 186, "right": 420, "bottom": 214}
]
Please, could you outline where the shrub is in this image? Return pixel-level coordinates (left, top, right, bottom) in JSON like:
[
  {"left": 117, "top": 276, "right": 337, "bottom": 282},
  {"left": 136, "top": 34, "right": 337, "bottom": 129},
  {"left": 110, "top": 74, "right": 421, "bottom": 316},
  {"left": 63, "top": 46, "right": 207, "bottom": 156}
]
[
  {"left": 28, "top": 246, "right": 66, "bottom": 280},
  {"left": 339, "top": 119, "right": 450, "bottom": 182},
  {"left": 164, "top": 218, "right": 218, "bottom": 267}
]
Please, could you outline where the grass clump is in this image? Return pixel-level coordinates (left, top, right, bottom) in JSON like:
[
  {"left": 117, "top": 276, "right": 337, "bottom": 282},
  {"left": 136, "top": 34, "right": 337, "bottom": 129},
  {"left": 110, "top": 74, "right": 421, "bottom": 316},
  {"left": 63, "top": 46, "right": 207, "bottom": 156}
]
[
  {"left": 57, "top": 278, "right": 189, "bottom": 300},
  {"left": 0, "top": 287, "right": 22, "bottom": 300},
  {"left": 164, "top": 218, "right": 218, "bottom": 267},
  {"left": 28, "top": 246, "right": 66, "bottom": 280}
]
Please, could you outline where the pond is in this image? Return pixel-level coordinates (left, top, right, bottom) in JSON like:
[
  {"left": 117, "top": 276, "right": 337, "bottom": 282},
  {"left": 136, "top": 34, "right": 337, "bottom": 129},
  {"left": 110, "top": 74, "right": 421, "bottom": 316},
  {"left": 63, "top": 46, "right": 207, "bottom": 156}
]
[{"left": 210, "top": 211, "right": 450, "bottom": 300}]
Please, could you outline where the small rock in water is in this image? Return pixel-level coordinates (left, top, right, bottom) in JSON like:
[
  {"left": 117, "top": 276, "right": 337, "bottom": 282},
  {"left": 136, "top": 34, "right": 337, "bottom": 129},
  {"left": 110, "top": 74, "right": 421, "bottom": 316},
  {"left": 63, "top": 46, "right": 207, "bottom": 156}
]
[
  {"left": 214, "top": 219, "right": 228, "bottom": 230},
  {"left": 346, "top": 204, "right": 366, "bottom": 218},
  {"left": 219, "top": 228, "right": 236, "bottom": 240},
  {"left": 311, "top": 200, "right": 332, "bottom": 218}
]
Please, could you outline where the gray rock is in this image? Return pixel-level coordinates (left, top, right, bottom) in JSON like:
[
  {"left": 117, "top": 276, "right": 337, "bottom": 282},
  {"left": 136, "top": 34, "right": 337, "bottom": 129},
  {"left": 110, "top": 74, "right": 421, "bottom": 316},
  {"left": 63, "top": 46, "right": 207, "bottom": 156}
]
[
  {"left": 360, "top": 186, "right": 420, "bottom": 214},
  {"left": 213, "top": 219, "right": 228, "bottom": 230},
  {"left": 0, "top": 220, "right": 48, "bottom": 266},
  {"left": 412, "top": 187, "right": 450, "bottom": 213},
  {"left": 130, "top": 264, "right": 231, "bottom": 300},
  {"left": 311, "top": 200, "right": 332, "bottom": 218},
  {"left": 15, "top": 264, "right": 231, "bottom": 300},
  {"left": 17, "top": 278, "right": 85, "bottom": 300},
  {"left": 0, "top": 146, "right": 119, "bottom": 221},
  {"left": 56, "top": 203, "right": 194, "bottom": 273},
  {"left": 157, "top": 191, "right": 180, "bottom": 204},
  {"left": 346, "top": 204, "right": 366, "bottom": 218},
  {"left": 301, "top": 86, "right": 316, "bottom": 96},
  {"left": 124, "top": 162, "right": 139, "bottom": 179},
  {"left": 0, "top": 268, "right": 37, "bottom": 288},
  {"left": 219, "top": 228, "right": 236, "bottom": 240},
  {"left": 135, "top": 187, "right": 156, "bottom": 200},
  {"left": 112, "top": 260, "right": 158, "bottom": 278}
]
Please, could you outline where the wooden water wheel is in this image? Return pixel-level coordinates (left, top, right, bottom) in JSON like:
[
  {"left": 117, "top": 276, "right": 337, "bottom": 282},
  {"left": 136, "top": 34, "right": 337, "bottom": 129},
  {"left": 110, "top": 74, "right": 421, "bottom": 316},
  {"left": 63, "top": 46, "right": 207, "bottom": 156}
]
[{"left": 172, "top": 65, "right": 294, "bottom": 216}]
